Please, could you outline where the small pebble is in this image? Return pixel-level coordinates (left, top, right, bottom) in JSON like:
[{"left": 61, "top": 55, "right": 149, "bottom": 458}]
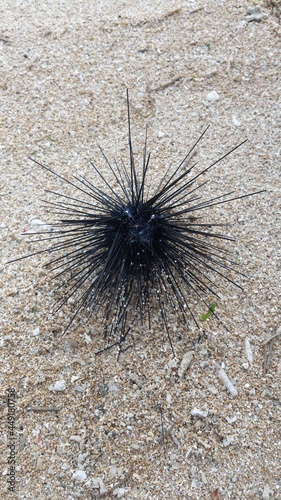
[
  {"left": 73, "top": 384, "right": 87, "bottom": 393},
  {"left": 194, "top": 420, "right": 202, "bottom": 430},
  {"left": 108, "top": 381, "right": 118, "bottom": 393},
  {"left": 78, "top": 453, "right": 88, "bottom": 466},
  {"left": 157, "top": 130, "right": 164, "bottom": 138},
  {"left": 110, "top": 465, "right": 117, "bottom": 478},
  {"left": 232, "top": 116, "right": 241, "bottom": 127},
  {"left": 131, "top": 444, "right": 140, "bottom": 450},
  {"left": 84, "top": 333, "right": 92, "bottom": 344},
  {"left": 47, "top": 467, "right": 56, "bottom": 476},
  {"left": 200, "top": 361, "right": 209, "bottom": 369},
  {"left": 166, "top": 392, "right": 172, "bottom": 405},
  {"left": 128, "top": 373, "right": 144, "bottom": 388},
  {"left": 208, "top": 386, "right": 218, "bottom": 395},
  {"left": 207, "top": 90, "right": 220, "bottom": 102},
  {"left": 36, "top": 458, "right": 44, "bottom": 470},
  {"left": 178, "top": 351, "right": 193, "bottom": 378}
]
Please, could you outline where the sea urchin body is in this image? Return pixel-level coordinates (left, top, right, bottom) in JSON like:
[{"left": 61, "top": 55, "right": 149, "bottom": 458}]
[{"left": 11, "top": 92, "right": 263, "bottom": 356}]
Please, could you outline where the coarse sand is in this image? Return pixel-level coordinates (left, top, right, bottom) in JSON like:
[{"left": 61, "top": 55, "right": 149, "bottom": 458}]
[{"left": 1, "top": 1, "right": 280, "bottom": 498}]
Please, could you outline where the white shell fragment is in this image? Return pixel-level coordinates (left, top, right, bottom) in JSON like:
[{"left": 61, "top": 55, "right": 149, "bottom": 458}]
[
  {"left": 245, "top": 338, "right": 253, "bottom": 365},
  {"left": 166, "top": 392, "right": 172, "bottom": 405},
  {"left": 225, "top": 415, "right": 237, "bottom": 424},
  {"left": 30, "top": 219, "right": 48, "bottom": 226},
  {"left": 262, "top": 485, "right": 274, "bottom": 500},
  {"left": 191, "top": 408, "right": 209, "bottom": 418},
  {"left": 29, "top": 219, "right": 51, "bottom": 233},
  {"left": 69, "top": 435, "right": 82, "bottom": 443},
  {"left": 48, "top": 380, "right": 66, "bottom": 392},
  {"left": 216, "top": 365, "right": 238, "bottom": 397},
  {"left": 200, "top": 471, "right": 208, "bottom": 484},
  {"left": 72, "top": 469, "right": 87, "bottom": 481},
  {"left": 223, "top": 435, "right": 235, "bottom": 447},
  {"left": 166, "top": 358, "right": 178, "bottom": 378},
  {"left": 178, "top": 351, "right": 193, "bottom": 378},
  {"left": 92, "top": 477, "right": 107, "bottom": 493},
  {"left": 114, "top": 488, "right": 126, "bottom": 498},
  {"left": 245, "top": 6, "right": 268, "bottom": 23},
  {"left": 32, "top": 326, "right": 40, "bottom": 337}
]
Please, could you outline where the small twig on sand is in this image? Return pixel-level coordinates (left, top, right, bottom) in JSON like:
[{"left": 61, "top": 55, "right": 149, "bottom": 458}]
[
  {"left": 263, "top": 325, "right": 281, "bottom": 372},
  {"left": 26, "top": 406, "right": 61, "bottom": 413}
]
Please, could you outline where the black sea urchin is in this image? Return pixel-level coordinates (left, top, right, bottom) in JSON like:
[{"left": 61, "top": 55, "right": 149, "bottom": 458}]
[{"left": 11, "top": 92, "right": 263, "bottom": 356}]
